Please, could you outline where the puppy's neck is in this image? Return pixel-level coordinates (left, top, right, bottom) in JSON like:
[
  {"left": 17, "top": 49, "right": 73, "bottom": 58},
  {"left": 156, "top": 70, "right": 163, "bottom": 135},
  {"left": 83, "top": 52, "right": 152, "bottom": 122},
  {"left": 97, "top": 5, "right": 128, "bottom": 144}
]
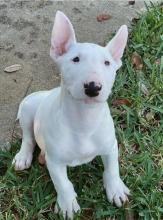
[{"left": 59, "top": 85, "right": 107, "bottom": 135}]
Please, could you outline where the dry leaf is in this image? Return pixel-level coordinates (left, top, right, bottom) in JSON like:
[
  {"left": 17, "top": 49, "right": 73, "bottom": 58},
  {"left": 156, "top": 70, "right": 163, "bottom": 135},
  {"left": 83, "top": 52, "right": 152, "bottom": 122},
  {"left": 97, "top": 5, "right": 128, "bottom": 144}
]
[
  {"left": 119, "top": 123, "right": 127, "bottom": 129},
  {"left": 4, "top": 64, "right": 22, "bottom": 73},
  {"left": 132, "top": 143, "right": 139, "bottom": 152},
  {"left": 81, "top": 208, "right": 93, "bottom": 220},
  {"left": 145, "top": 112, "right": 154, "bottom": 121},
  {"left": 125, "top": 209, "right": 135, "bottom": 220},
  {"left": 128, "top": 0, "right": 135, "bottom": 5},
  {"left": 97, "top": 14, "right": 112, "bottom": 22},
  {"left": 14, "top": 213, "right": 19, "bottom": 220},
  {"left": 131, "top": 52, "right": 143, "bottom": 70},
  {"left": 155, "top": 58, "right": 160, "bottom": 65},
  {"left": 139, "top": 83, "right": 149, "bottom": 96},
  {"left": 113, "top": 98, "right": 131, "bottom": 106}
]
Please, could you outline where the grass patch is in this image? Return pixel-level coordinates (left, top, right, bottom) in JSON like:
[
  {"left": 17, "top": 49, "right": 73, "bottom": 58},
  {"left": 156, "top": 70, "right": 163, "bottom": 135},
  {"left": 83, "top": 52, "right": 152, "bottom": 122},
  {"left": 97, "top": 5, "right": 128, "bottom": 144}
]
[{"left": 0, "top": 3, "right": 163, "bottom": 220}]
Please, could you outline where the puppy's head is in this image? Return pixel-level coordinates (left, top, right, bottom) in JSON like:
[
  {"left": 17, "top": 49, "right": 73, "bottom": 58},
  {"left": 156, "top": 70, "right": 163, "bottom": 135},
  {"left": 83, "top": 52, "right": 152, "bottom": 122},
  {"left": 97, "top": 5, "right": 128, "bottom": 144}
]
[{"left": 50, "top": 11, "right": 128, "bottom": 103}]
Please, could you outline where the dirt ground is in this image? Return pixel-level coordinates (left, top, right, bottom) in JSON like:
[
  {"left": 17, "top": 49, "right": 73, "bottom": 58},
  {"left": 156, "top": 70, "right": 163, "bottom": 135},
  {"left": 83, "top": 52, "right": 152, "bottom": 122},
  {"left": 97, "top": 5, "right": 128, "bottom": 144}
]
[{"left": 0, "top": 0, "right": 158, "bottom": 148}]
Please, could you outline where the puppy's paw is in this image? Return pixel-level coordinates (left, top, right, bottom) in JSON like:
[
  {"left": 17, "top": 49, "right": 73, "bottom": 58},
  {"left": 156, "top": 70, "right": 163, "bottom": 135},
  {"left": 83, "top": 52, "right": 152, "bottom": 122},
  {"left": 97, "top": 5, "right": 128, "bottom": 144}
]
[
  {"left": 12, "top": 151, "right": 33, "bottom": 170},
  {"left": 55, "top": 193, "right": 80, "bottom": 219},
  {"left": 104, "top": 176, "right": 130, "bottom": 207}
]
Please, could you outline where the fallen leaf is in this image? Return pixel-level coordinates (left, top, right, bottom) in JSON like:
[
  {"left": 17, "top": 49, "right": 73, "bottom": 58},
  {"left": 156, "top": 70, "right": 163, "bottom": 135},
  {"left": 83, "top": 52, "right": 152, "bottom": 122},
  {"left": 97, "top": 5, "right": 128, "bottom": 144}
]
[
  {"left": 4, "top": 64, "right": 22, "bottom": 73},
  {"left": 155, "top": 58, "right": 160, "bottom": 65},
  {"left": 145, "top": 112, "right": 154, "bottom": 121},
  {"left": 139, "top": 82, "right": 149, "bottom": 96},
  {"left": 81, "top": 208, "right": 93, "bottom": 220},
  {"left": 128, "top": 0, "right": 135, "bottom": 5},
  {"left": 112, "top": 98, "right": 131, "bottom": 106},
  {"left": 14, "top": 213, "right": 19, "bottom": 220},
  {"left": 131, "top": 52, "right": 143, "bottom": 70},
  {"left": 125, "top": 209, "right": 135, "bottom": 220},
  {"left": 132, "top": 143, "right": 139, "bottom": 152},
  {"left": 97, "top": 14, "right": 112, "bottom": 22},
  {"left": 119, "top": 123, "right": 127, "bottom": 129}
]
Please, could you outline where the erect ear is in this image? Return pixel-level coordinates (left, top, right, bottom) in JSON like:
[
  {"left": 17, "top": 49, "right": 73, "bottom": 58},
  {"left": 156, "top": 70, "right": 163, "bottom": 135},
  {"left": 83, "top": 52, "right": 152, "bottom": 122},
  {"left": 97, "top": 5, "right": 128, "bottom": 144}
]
[
  {"left": 50, "top": 11, "right": 76, "bottom": 59},
  {"left": 106, "top": 25, "right": 128, "bottom": 62}
]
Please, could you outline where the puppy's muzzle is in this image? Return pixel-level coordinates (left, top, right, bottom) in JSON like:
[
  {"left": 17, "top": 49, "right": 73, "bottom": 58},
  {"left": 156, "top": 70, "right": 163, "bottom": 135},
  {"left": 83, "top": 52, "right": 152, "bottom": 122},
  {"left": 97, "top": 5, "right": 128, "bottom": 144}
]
[{"left": 84, "top": 81, "right": 102, "bottom": 97}]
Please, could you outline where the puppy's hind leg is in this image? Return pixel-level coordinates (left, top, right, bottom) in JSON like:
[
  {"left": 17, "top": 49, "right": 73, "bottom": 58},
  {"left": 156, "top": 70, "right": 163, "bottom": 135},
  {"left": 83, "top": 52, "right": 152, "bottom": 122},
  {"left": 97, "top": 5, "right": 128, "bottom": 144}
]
[{"left": 12, "top": 102, "right": 36, "bottom": 170}]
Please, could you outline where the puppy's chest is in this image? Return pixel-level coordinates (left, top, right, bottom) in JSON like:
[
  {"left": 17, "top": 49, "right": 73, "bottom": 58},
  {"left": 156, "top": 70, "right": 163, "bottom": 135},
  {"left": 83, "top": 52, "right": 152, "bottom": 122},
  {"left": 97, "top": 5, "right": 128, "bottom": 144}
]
[
  {"left": 45, "top": 113, "right": 115, "bottom": 166},
  {"left": 58, "top": 133, "right": 112, "bottom": 167},
  {"left": 66, "top": 137, "right": 97, "bottom": 166}
]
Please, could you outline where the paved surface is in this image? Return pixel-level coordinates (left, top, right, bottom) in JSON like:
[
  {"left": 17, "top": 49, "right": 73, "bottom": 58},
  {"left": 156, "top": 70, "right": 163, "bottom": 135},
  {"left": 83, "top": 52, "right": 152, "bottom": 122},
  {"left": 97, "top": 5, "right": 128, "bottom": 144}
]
[{"left": 0, "top": 0, "right": 159, "bottom": 149}]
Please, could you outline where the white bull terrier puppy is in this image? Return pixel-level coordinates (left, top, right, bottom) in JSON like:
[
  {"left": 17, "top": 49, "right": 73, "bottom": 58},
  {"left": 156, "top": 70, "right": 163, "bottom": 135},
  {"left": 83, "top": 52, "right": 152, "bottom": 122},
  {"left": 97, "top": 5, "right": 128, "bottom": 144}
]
[{"left": 12, "top": 11, "right": 130, "bottom": 219}]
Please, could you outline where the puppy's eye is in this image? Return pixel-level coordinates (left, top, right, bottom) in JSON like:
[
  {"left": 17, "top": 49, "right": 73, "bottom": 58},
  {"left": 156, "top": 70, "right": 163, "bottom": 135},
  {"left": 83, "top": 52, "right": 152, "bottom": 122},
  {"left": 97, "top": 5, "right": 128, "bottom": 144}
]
[
  {"left": 72, "top": 56, "right": 80, "bottom": 62},
  {"left": 104, "top": 60, "right": 110, "bottom": 66}
]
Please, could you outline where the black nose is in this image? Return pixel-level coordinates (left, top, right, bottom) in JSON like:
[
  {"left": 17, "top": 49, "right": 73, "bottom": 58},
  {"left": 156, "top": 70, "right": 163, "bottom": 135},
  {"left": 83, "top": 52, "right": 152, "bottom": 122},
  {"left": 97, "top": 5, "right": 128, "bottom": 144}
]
[{"left": 84, "top": 81, "right": 102, "bottom": 97}]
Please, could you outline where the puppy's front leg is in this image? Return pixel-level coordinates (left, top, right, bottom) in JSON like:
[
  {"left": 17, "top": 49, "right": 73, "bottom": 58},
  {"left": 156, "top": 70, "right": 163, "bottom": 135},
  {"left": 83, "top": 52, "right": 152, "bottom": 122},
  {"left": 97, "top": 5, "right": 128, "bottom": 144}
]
[
  {"left": 46, "top": 157, "right": 80, "bottom": 219},
  {"left": 102, "top": 140, "right": 130, "bottom": 207}
]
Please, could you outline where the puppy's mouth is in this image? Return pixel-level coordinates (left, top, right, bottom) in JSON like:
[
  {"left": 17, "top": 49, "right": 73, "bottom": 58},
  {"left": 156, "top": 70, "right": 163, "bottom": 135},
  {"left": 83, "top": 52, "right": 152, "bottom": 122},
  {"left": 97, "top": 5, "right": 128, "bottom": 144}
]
[
  {"left": 67, "top": 88, "right": 106, "bottom": 104},
  {"left": 84, "top": 97, "right": 103, "bottom": 104}
]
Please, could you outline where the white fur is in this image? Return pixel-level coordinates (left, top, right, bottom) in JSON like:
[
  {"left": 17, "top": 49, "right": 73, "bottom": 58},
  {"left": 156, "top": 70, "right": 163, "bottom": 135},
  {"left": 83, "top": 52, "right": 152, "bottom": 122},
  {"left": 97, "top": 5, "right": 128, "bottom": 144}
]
[{"left": 12, "top": 11, "right": 130, "bottom": 219}]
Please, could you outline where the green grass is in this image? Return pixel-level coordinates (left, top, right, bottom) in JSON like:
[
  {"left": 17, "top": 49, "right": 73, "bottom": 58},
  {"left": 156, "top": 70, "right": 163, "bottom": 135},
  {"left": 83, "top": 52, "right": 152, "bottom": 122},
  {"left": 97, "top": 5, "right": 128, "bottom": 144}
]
[{"left": 0, "top": 3, "right": 163, "bottom": 220}]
